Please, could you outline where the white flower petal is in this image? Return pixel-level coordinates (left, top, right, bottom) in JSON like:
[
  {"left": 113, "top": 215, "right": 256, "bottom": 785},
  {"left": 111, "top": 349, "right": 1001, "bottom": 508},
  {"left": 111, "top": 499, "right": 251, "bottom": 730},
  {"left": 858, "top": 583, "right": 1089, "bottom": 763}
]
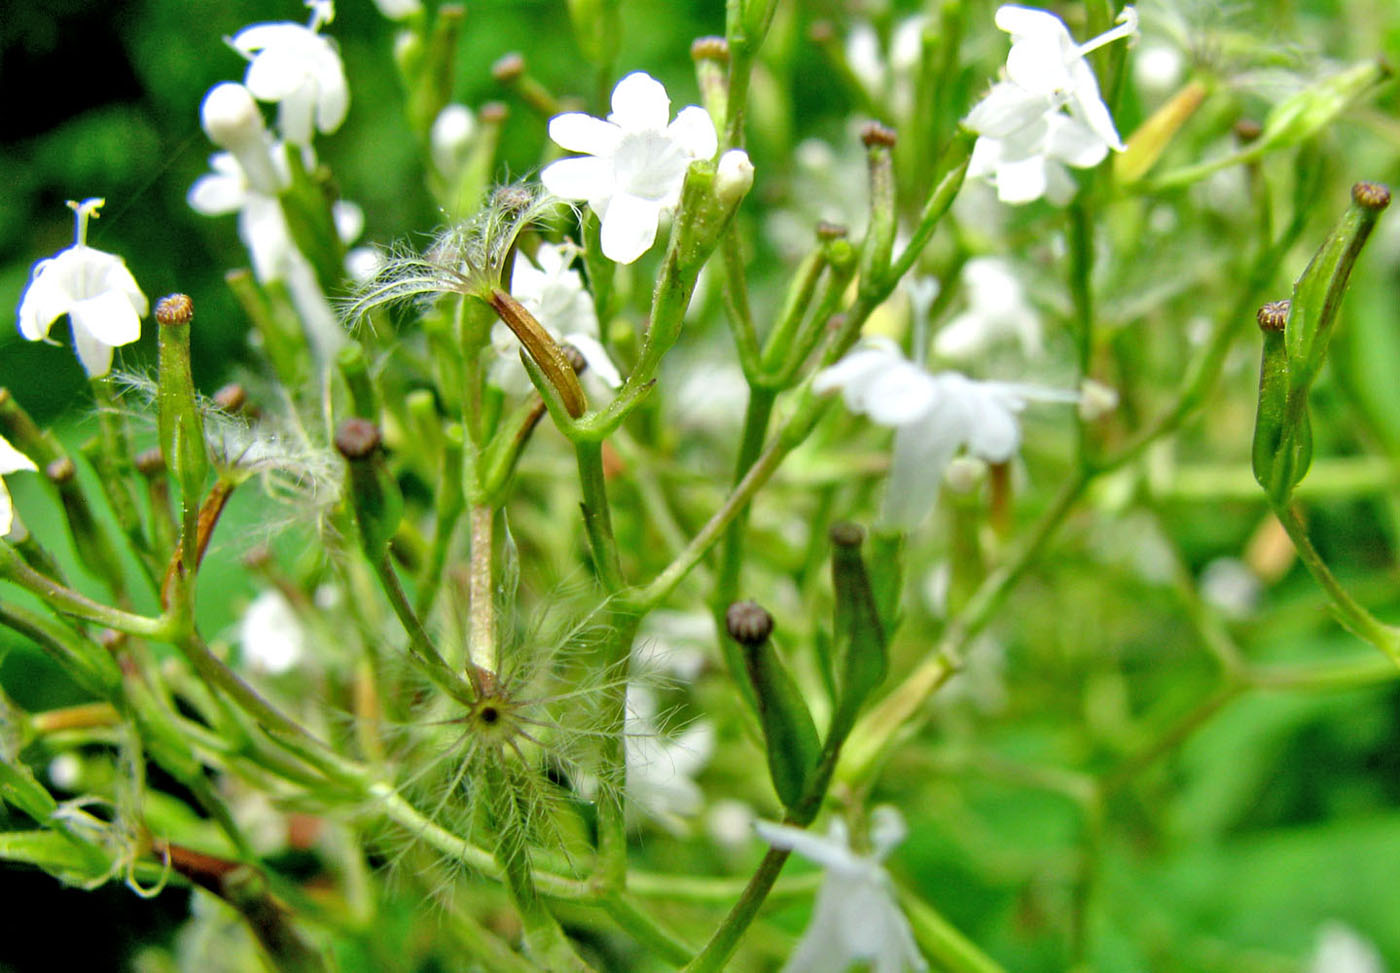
[
  {"left": 70, "top": 289, "right": 143, "bottom": 349},
  {"left": 0, "top": 483, "right": 13, "bottom": 538},
  {"left": 0, "top": 437, "right": 36, "bottom": 476},
  {"left": 668, "top": 106, "right": 718, "bottom": 160},
  {"left": 610, "top": 72, "right": 671, "bottom": 130},
  {"left": 599, "top": 193, "right": 664, "bottom": 264},
  {"left": 884, "top": 418, "right": 960, "bottom": 528},
  {"left": 549, "top": 113, "right": 623, "bottom": 156},
  {"left": 755, "top": 820, "right": 860, "bottom": 873},
  {"left": 71, "top": 322, "right": 117, "bottom": 377},
  {"left": 994, "top": 155, "right": 1050, "bottom": 204},
  {"left": 541, "top": 156, "right": 614, "bottom": 201},
  {"left": 564, "top": 333, "right": 622, "bottom": 388}
]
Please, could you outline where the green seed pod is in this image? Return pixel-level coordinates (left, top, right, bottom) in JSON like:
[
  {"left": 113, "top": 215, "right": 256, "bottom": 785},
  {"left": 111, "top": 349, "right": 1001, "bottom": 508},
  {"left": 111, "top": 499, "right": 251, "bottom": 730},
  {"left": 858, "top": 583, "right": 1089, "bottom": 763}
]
[
  {"left": 728, "top": 601, "right": 821, "bottom": 809},
  {"left": 1252, "top": 301, "right": 1311, "bottom": 502},
  {"left": 335, "top": 419, "right": 404, "bottom": 560},
  {"left": 1256, "top": 60, "right": 1389, "bottom": 156},
  {"left": 829, "top": 523, "right": 889, "bottom": 739},
  {"left": 155, "top": 296, "right": 210, "bottom": 521}
]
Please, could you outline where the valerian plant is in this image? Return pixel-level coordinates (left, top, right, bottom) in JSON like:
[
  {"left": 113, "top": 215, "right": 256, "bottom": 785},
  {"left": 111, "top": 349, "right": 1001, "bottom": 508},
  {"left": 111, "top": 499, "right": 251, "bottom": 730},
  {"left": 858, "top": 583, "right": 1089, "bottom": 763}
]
[{"left": 4, "top": 0, "right": 1400, "bottom": 970}]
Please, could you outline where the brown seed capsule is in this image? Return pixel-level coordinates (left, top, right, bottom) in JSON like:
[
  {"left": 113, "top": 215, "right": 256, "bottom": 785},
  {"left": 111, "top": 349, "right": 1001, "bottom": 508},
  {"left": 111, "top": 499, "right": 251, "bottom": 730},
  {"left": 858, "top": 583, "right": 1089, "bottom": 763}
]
[
  {"left": 45, "top": 457, "right": 75, "bottom": 484},
  {"left": 559, "top": 342, "right": 588, "bottom": 375},
  {"left": 134, "top": 447, "right": 166, "bottom": 477},
  {"left": 726, "top": 600, "right": 774, "bottom": 646},
  {"left": 479, "top": 101, "right": 509, "bottom": 124},
  {"left": 213, "top": 383, "right": 247, "bottom": 414},
  {"left": 691, "top": 36, "right": 730, "bottom": 62},
  {"left": 1352, "top": 181, "right": 1391, "bottom": 211},
  {"left": 816, "top": 221, "right": 849, "bottom": 241},
  {"left": 829, "top": 521, "right": 865, "bottom": 548},
  {"left": 861, "top": 122, "right": 897, "bottom": 149},
  {"left": 1233, "top": 118, "right": 1263, "bottom": 143},
  {"left": 492, "top": 53, "right": 525, "bottom": 83},
  {"left": 334, "top": 417, "right": 382, "bottom": 460},
  {"left": 1257, "top": 300, "right": 1290, "bottom": 332},
  {"left": 155, "top": 294, "right": 194, "bottom": 327}
]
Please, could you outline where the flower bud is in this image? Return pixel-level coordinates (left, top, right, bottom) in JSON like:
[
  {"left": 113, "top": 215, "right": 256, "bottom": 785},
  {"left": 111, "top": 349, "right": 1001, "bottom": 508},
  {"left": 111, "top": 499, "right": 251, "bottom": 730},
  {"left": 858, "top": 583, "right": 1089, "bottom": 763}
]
[
  {"left": 829, "top": 522, "right": 889, "bottom": 739},
  {"left": 692, "top": 36, "right": 730, "bottom": 135},
  {"left": 1077, "top": 379, "right": 1120, "bottom": 423},
  {"left": 156, "top": 294, "right": 209, "bottom": 544},
  {"left": 858, "top": 124, "right": 898, "bottom": 292},
  {"left": 1257, "top": 59, "right": 1390, "bottom": 155},
  {"left": 199, "top": 83, "right": 281, "bottom": 196},
  {"left": 714, "top": 149, "right": 755, "bottom": 210},
  {"left": 729, "top": 600, "right": 821, "bottom": 809},
  {"left": 1115, "top": 80, "right": 1207, "bottom": 184}
]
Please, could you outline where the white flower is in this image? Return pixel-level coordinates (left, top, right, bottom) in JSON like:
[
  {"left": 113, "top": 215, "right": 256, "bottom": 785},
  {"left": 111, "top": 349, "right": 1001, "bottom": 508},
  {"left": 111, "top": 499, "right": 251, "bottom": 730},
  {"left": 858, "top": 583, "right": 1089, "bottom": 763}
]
[
  {"left": 232, "top": 1, "right": 348, "bottom": 146},
  {"left": 430, "top": 104, "right": 476, "bottom": 178},
  {"left": 755, "top": 808, "right": 927, "bottom": 973},
  {"left": 200, "top": 82, "right": 284, "bottom": 196},
  {"left": 846, "top": 15, "right": 928, "bottom": 118},
  {"left": 371, "top": 0, "right": 421, "bottom": 20},
  {"left": 625, "top": 686, "right": 714, "bottom": 833},
  {"left": 542, "top": 72, "right": 717, "bottom": 264},
  {"left": 490, "top": 242, "right": 620, "bottom": 392},
  {"left": 814, "top": 339, "right": 1077, "bottom": 527},
  {"left": 965, "top": 6, "right": 1138, "bottom": 204},
  {"left": 1199, "top": 557, "right": 1261, "bottom": 620},
  {"left": 0, "top": 434, "right": 37, "bottom": 537},
  {"left": 1309, "top": 921, "right": 1384, "bottom": 973},
  {"left": 936, "top": 257, "right": 1042, "bottom": 360},
  {"left": 17, "top": 199, "right": 148, "bottom": 378},
  {"left": 238, "top": 590, "right": 306, "bottom": 675}
]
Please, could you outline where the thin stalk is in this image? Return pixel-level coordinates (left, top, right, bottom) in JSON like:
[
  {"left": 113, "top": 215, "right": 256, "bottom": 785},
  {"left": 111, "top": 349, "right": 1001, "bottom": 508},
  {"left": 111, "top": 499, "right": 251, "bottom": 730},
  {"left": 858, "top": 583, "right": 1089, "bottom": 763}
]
[
  {"left": 601, "top": 893, "right": 694, "bottom": 965},
  {"left": 371, "top": 552, "right": 478, "bottom": 704},
  {"left": 682, "top": 847, "right": 791, "bottom": 973},
  {"left": 467, "top": 503, "right": 498, "bottom": 677},
  {"left": 575, "top": 440, "right": 625, "bottom": 593}
]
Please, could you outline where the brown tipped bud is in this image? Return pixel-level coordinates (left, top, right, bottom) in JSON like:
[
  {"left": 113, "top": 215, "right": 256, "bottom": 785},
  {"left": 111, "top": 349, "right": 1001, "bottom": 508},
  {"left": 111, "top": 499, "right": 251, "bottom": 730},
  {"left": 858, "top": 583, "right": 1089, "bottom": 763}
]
[
  {"left": 479, "top": 101, "right": 509, "bottom": 124},
  {"left": 726, "top": 600, "right": 774, "bottom": 646},
  {"left": 155, "top": 293, "right": 194, "bottom": 327},
  {"left": 829, "top": 521, "right": 865, "bottom": 548},
  {"left": 816, "top": 221, "right": 849, "bottom": 241},
  {"left": 691, "top": 36, "right": 730, "bottom": 62},
  {"left": 861, "top": 122, "right": 897, "bottom": 149},
  {"left": 492, "top": 52, "right": 525, "bottom": 83},
  {"left": 493, "top": 185, "right": 533, "bottom": 213},
  {"left": 45, "top": 457, "right": 75, "bottom": 484},
  {"left": 334, "top": 417, "right": 382, "bottom": 460},
  {"left": 98, "top": 629, "right": 126, "bottom": 653},
  {"left": 134, "top": 447, "right": 166, "bottom": 477},
  {"left": 1233, "top": 118, "right": 1263, "bottom": 143},
  {"left": 1353, "top": 181, "right": 1391, "bottom": 211},
  {"left": 808, "top": 20, "right": 835, "bottom": 43},
  {"left": 560, "top": 342, "right": 588, "bottom": 374},
  {"left": 213, "top": 383, "right": 247, "bottom": 414},
  {"left": 1257, "top": 300, "right": 1290, "bottom": 332}
]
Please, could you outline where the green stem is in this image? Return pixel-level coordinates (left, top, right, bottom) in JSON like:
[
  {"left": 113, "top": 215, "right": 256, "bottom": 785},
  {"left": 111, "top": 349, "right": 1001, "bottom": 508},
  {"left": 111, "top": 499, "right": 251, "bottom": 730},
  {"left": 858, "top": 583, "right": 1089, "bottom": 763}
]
[
  {"left": 0, "top": 544, "right": 166, "bottom": 638},
  {"left": 682, "top": 847, "right": 791, "bottom": 973},
  {"left": 575, "top": 440, "right": 624, "bottom": 593},
  {"left": 466, "top": 503, "right": 498, "bottom": 678},
  {"left": 1271, "top": 502, "right": 1400, "bottom": 664},
  {"left": 601, "top": 893, "right": 694, "bottom": 965},
  {"left": 371, "top": 552, "right": 478, "bottom": 704}
]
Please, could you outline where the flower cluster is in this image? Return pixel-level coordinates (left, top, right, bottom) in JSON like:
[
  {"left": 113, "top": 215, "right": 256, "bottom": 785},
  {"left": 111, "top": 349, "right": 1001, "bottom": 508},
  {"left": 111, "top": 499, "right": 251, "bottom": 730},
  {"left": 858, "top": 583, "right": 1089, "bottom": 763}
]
[
  {"left": 815, "top": 339, "right": 1078, "bottom": 527},
  {"left": 965, "top": 5, "right": 1138, "bottom": 204}
]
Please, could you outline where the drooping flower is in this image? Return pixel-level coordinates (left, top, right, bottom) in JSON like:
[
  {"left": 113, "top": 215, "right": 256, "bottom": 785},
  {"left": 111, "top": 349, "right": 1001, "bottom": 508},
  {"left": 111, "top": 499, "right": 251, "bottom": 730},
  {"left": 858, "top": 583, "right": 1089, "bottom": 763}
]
[
  {"left": 755, "top": 807, "right": 928, "bottom": 973},
  {"left": 935, "top": 257, "right": 1042, "bottom": 360},
  {"left": 488, "top": 242, "right": 621, "bottom": 392},
  {"left": 17, "top": 199, "right": 148, "bottom": 378},
  {"left": 542, "top": 72, "right": 717, "bottom": 264},
  {"left": 965, "top": 6, "right": 1138, "bottom": 204},
  {"left": 814, "top": 339, "right": 1077, "bottom": 527},
  {"left": 231, "top": 0, "right": 348, "bottom": 146},
  {"left": 0, "top": 435, "right": 37, "bottom": 537}
]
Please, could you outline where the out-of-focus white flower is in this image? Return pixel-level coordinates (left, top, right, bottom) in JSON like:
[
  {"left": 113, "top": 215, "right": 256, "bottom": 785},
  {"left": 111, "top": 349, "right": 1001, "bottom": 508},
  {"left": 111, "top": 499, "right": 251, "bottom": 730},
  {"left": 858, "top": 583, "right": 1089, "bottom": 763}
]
[
  {"left": 430, "top": 104, "right": 476, "bottom": 177},
  {"left": 634, "top": 610, "right": 712, "bottom": 681},
  {"left": 707, "top": 799, "right": 756, "bottom": 850},
  {"left": 1077, "top": 377, "right": 1119, "bottom": 421},
  {"left": 965, "top": 6, "right": 1138, "bottom": 204},
  {"left": 200, "top": 82, "right": 283, "bottom": 196},
  {"left": 47, "top": 754, "right": 82, "bottom": 791},
  {"left": 0, "top": 435, "right": 37, "bottom": 538},
  {"left": 238, "top": 590, "right": 306, "bottom": 675},
  {"left": 756, "top": 807, "right": 927, "bottom": 973},
  {"left": 1199, "top": 557, "right": 1262, "bottom": 620},
  {"left": 936, "top": 257, "right": 1042, "bottom": 360},
  {"left": 17, "top": 199, "right": 148, "bottom": 378},
  {"left": 232, "top": 0, "right": 348, "bottom": 146},
  {"left": 1309, "top": 921, "right": 1384, "bottom": 973},
  {"left": 1134, "top": 42, "right": 1185, "bottom": 99},
  {"left": 625, "top": 686, "right": 714, "bottom": 832},
  {"left": 542, "top": 72, "right": 716, "bottom": 263},
  {"left": 847, "top": 16, "right": 928, "bottom": 119},
  {"left": 815, "top": 339, "right": 1078, "bottom": 527},
  {"left": 371, "top": 0, "right": 421, "bottom": 20},
  {"left": 489, "top": 242, "right": 620, "bottom": 393}
]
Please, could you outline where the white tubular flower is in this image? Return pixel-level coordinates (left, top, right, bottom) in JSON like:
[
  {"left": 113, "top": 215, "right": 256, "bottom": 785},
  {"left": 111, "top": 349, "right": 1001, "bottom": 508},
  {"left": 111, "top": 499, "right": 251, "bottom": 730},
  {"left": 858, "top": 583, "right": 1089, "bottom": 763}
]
[
  {"left": 936, "top": 257, "right": 1042, "bottom": 360},
  {"left": 490, "top": 242, "right": 621, "bottom": 391},
  {"left": 965, "top": 6, "right": 1138, "bottom": 204},
  {"left": 200, "top": 82, "right": 283, "bottom": 196},
  {"left": 17, "top": 199, "right": 148, "bottom": 378},
  {"left": 0, "top": 435, "right": 37, "bottom": 537},
  {"left": 755, "top": 808, "right": 927, "bottom": 973},
  {"left": 814, "top": 339, "right": 1077, "bottom": 528},
  {"left": 238, "top": 590, "right": 306, "bottom": 675},
  {"left": 542, "top": 72, "right": 717, "bottom": 264},
  {"left": 232, "top": 1, "right": 348, "bottom": 146}
]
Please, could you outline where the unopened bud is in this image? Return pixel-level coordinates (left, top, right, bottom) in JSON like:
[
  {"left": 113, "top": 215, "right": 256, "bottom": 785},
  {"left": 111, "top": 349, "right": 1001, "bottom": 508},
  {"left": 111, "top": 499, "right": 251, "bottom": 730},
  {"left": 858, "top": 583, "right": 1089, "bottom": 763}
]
[
  {"left": 1233, "top": 118, "right": 1263, "bottom": 143},
  {"left": 944, "top": 456, "right": 988, "bottom": 494},
  {"left": 715, "top": 149, "right": 754, "bottom": 209},
  {"left": 155, "top": 294, "right": 194, "bottom": 327},
  {"left": 860, "top": 122, "right": 897, "bottom": 149},
  {"left": 46, "top": 457, "right": 75, "bottom": 484},
  {"left": 1077, "top": 379, "right": 1120, "bottom": 423},
  {"left": 213, "top": 383, "right": 247, "bottom": 414},
  {"left": 491, "top": 52, "right": 525, "bottom": 83},
  {"left": 479, "top": 101, "right": 509, "bottom": 125},
  {"left": 829, "top": 521, "right": 865, "bottom": 548},
  {"left": 134, "top": 448, "right": 166, "bottom": 477},
  {"left": 726, "top": 600, "right": 774, "bottom": 646},
  {"left": 816, "top": 221, "right": 849, "bottom": 241},
  {"left": 690, "top": 36, "right": 729, "bottom": 63},
  {"left": 1353, "top": 181, "right": 1391, "bottom": 211},
  {"left": 200, "top": 83, "right": 281, "bottom": 195}
]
